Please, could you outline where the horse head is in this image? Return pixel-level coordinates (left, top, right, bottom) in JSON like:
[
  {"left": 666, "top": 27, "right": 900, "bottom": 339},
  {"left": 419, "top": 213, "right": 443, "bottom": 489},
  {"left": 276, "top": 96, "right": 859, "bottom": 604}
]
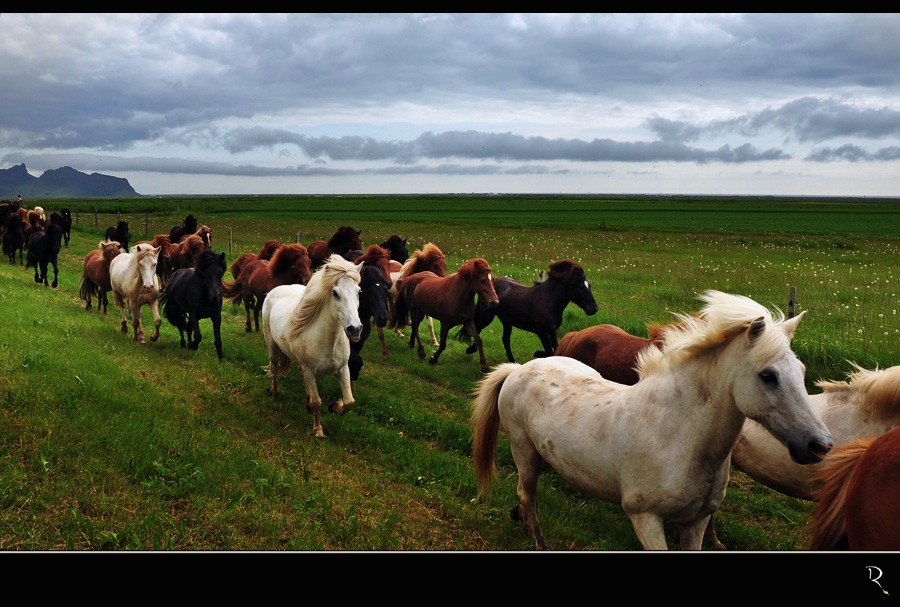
[
  {"left": 136, "top": 246, "right": 161, "bottom": 293},
  {"left": 460, "top": 258, "right": 500, "bottom": 309},
  {"left": 548, "top": 259, "right": 599, "bottom": 316},
  {"left": 198, "top": 249, "right": 227, "bottom": 302}
]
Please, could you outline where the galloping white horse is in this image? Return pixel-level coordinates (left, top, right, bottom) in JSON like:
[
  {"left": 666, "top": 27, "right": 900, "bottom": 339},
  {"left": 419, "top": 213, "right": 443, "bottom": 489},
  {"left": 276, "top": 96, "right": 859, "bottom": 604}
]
[
  {"left": 109, "top": 244, "right": 161, "bottom": 344},
  {"left": 703, "top": 362, "right": 900, "bottom": 549},
  {"left": 471, "top": 290, "right": 834, "bottom": 550},
  {"left": 262, "top": 254, "right": 364, "bottom": 438}
]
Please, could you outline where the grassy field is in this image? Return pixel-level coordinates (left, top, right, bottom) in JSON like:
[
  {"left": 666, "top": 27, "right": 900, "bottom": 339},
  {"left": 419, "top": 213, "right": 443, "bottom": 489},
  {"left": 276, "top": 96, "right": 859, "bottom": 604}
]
[{"left": 0, "top": 194, "right": 897, "bottom": 551}]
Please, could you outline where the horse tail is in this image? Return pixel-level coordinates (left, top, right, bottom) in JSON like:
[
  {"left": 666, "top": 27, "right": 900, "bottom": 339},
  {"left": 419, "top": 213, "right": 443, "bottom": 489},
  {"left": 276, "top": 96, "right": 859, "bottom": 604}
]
[
  {"left": 806, "top": 437, "right": 873, "bottom": 550},
  {"left": 219, "top": 276, "right": 243, "bottom": 304},
  {"left": 471, "top": 363, "right": 519, "bottom": 501},
  {"left": 388, "top": 283, "right": 410, "bottom": 330},
  {"left": 454, "top": 297, "right": 495, "bottom": 344},
  {"left": 79, "top": 273, "right": 97, "bottom": 303},
  {"left": 555, "top": 330, "right": 576, "bottom": 355}
]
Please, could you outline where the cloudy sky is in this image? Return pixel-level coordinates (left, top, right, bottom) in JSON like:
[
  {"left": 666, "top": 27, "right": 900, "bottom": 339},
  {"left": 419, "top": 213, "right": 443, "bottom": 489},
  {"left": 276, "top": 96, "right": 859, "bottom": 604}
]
[{"left": 3, "top": 13, "right": 900, "bottom": 197}]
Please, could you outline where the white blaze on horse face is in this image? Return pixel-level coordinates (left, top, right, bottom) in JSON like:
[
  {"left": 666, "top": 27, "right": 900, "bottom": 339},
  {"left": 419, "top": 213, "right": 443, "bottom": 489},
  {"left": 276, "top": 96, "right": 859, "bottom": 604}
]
[{"left": 138, "top": 250, "right": 159, "bottom": 291}]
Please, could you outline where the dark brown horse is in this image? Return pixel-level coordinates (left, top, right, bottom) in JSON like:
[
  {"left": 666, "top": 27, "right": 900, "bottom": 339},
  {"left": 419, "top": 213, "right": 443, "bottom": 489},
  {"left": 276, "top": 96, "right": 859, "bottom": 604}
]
[
  {"left": 79, "top": 240, "right": 123, "bottom": 313},
  {"left": 104, "top": 219, "right": 130, "bottom": 252},
  {"left": 229, "top": 239, "right": 282, "bottom": 282},
  {"left": 220, "top": 242, "right": 312, "bottom": 332},
  {"left": 389, "top": 257, "right": 499, "bottom": 372},
  {"left": 554, "top": 323, "right": 670, "bottom": 385},
  {"left": 379, "top": 234, "right": 409, "bottom": 264},
  {"left": 2, "top": 211, "right": 26, "bottom": 265},
  {"left": 807, "top": 425, "right": 900, "bottom": 551},
  {"left": 169, "top": 214, "right": 198, "bottom": 244},
  {"left": 307, "top": 226, "right": 363, "bottom": 268},
  {"left": 460, "top": 259, "right": 599, "bottom": 363}
]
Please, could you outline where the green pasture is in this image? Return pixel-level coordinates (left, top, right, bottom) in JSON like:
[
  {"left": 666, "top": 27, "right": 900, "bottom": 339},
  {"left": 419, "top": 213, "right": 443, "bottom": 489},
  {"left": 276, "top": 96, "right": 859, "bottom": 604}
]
[{"left": 0, "top": 194, "right": 897, "bottom": 551}]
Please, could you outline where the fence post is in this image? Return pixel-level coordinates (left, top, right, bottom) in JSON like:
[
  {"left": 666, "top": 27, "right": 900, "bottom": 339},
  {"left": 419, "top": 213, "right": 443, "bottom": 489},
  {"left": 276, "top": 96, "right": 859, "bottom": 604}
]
[
  {"left": 144, "top": 213, "right": 149, "bottom": 239},
  {"left": 228, "top": 227, "right": 233, "bottom": 255},
  {"left": 296, "top": 232, "right": 301, "bottom": 243},
  {"left": 788, "top": 286, "right": 796, "bottom": 318},
  {"left": 94, "top": 210, "right": 98, "bottom": 227}
]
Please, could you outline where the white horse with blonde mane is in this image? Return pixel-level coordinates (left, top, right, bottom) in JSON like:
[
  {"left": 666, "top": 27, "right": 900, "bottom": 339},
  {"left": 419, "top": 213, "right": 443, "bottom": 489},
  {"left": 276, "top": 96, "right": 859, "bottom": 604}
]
[
  {"left": 109, "top": 243, "right": 161, "bottom": 344},
  {"left": 471, "top": 290, "right": 834, "bottom": 550},
  {"left": 262, "top": 254, "right": 364, "bottom": 438},
  {"left": 704, "top": 362, "right": 900, "bottom": 549}
]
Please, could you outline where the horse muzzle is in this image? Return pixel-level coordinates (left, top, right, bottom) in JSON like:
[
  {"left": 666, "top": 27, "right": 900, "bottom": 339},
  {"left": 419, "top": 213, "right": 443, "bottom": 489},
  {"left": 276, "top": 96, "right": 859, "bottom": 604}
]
[
  {"left": 789, "top": 434, "right": 834, "bottom": 465},
  {"left": 346, "top": 324, "right": 363, "bottom": 342}
]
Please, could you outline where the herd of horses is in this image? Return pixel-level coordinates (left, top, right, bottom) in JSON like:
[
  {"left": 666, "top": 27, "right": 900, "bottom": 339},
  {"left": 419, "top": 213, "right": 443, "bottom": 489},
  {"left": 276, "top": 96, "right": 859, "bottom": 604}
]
[{"left": 3, "top": 206, "right": 898, "bottom": 551}]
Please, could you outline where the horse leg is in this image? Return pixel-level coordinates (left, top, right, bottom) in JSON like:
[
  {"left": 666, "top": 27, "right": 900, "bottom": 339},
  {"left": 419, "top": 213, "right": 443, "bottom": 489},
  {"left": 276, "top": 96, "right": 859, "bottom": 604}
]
[
  {"left": 188, "top": 313, "right": 202, "bottom": 350},
  {"left": 115, "top": 293, "right": 129, "bottom": 333},
  {"left": 501, "top": 322, "right": 517, "bottom": 363},
  {"left": 329, "top": 364, "right": 355, "bottom": 416},
  {"left": 408, "top": 313, "right": 425, "bottom": 358},
  {"left": 427, "top": 316, "right": 439, "bottom": 346},
  {"left": 212, "top": 313, "right": 223, "bottom": 360},
  {"left": 243, "top": 296, "right": 254, "bottom": 332},
  {"left": 510, "top": 448, "right": 548, "bottom": 550},
  {"left": 675, "top": 518, "right": 708, "bottom": 551},
  {"left": 148, "top": 299, "right": 161, "bottom": 342},
  {"left": 428, "top": 324, "right": 450, "bottom": 365},
  {"left": 376, "top": 326, "right": 389, "bottom": 357},
  {"left": 626, "top": 511, "right": 671, "bottom": 550},
  {"left": 703, "top": 515, "right": 728, "bottom": 550},
  {"left": 131, "top": 302, "right": 145, "bottom": 344},
  {"left": 300, "top": 366, "right": 326, "bottom": 438},
  {"left": 50, "top": 260, "right": 59, "bottom": 288}
]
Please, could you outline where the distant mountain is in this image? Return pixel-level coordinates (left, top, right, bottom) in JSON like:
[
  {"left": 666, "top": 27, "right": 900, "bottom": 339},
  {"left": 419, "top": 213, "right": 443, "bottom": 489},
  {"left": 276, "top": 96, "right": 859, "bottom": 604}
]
[{"left": 0, "top": 163, "right": 140, "bottom": 199}]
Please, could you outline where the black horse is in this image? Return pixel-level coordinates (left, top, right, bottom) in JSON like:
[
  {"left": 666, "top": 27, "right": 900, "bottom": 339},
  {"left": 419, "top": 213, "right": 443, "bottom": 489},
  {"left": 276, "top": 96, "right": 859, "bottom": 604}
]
[
  {"left": 348, "top": 264, "right": 392, "bottom": 380},
  {"left": 105, "top": 219, "right": 130, "bottom": 252},
  {"left": 59, "top": 208, "right": 73, "bottom": 247},
  {"left": 169, "top": 214, "right": 198, "bottom": 244},
  {"left": 458, "top": 258, "right": 599, "bottom": 363},
  {"left": 3, "top": 212, "right": 26, "bottom": 265},
  {"left": 25, "top": 212, "right": 64, "bottom": 287},
  {"left": 160, "top": 247, "right": 227, "bottom": 360},
  {"left": 379, "top": 234, "right": 410, "bottom": 264}
]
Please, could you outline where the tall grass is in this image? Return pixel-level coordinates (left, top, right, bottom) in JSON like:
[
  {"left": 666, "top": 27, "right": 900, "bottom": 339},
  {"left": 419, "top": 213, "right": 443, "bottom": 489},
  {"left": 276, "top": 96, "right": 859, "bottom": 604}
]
[{"left": 0, "top": 195, "right": 896, "bottom": 551}]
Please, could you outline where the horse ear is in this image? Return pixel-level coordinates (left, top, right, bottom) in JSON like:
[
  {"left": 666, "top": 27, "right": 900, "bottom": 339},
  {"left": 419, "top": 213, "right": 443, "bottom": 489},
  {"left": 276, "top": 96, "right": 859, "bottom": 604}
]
[
  {"left": 218, "top": 252, "right": 226, "bottom": 263},
  {"left": 355, "top": 261, "right": 365, "bottom": 273},
  {"left": 746, "top": 316, "right": 766, "bottom": 342},
  {"left": 781, "top": 310, "right": 806, "bottom": 340}
]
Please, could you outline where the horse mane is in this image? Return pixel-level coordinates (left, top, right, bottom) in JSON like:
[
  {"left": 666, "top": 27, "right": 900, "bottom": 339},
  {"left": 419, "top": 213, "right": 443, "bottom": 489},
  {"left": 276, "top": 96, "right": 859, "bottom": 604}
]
[
  {"left": 327, "top": 226, "right": 362, "bottom": 249},
  {"left": 355, "top": 244, "right": 389, "bottom": 267},
  {"left": 806, "top": 436, "right": 873, "bottom": 550},
  {"left": 815, "top": 363, "right": 900, "bottom": 420},
  {"left": 289, "top": 254, "right": 361, "bottom": 338},
  {"left": 258, "top": 239, "right": 282, "bottom": 259},
  {"left": 269, "top": 243, "right": 310, "bottom": 275},
  {"left": 456, "top": 257, "right": 490, "bottom": 279},
  {"left": 399, "top": 242, "right": 446, "bottom": 279},
  {"left": 545, "top": 258, "right": 582, "bottom": 282},
  {"left": 636, "top": 290, "right": 792, "bottom": 378},
  {"left": 196, "top": 247, "right": 225, "bottom": 273}
]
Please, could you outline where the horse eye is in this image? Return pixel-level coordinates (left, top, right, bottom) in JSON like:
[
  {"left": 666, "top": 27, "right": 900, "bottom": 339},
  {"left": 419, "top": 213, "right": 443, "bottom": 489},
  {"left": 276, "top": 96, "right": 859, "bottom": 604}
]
[
  {"left": 758, "top": 369, "right": 778, "bottom": 387},
  {"left": 332, "top": 288, "right": 340, "bottom": 300}
]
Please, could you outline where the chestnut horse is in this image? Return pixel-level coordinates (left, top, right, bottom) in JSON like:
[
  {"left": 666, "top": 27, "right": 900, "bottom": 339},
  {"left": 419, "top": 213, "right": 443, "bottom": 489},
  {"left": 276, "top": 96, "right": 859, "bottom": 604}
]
[
  {"left": 389, "top": 257, "right": 500, "bottom": 373},
  {"left": 220, "top": 242, "right": 312, "bottom": 332},
  {"left": 79, "top": 240, "right": 123, "bottom": 313},
  {"left": 554, "top": 323, "right": 670, "bottom": 385},
  {"left": 387, "top": 242, "right": 447, "bottom": 348},
  {"left": 807, "top": 425, "right": 900, "bottom": 551},
  {"left": 307, "top": 226, "right": 363, "bottom": 268},
  {"left": 229, "top": 239, "right": 282, "bottom": 282}
]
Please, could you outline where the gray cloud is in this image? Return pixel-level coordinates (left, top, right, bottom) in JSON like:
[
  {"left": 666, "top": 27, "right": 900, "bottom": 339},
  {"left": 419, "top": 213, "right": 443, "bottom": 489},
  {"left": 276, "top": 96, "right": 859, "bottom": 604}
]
[{"left": 1, "top": 13, "right": 899, "bottom": 195}]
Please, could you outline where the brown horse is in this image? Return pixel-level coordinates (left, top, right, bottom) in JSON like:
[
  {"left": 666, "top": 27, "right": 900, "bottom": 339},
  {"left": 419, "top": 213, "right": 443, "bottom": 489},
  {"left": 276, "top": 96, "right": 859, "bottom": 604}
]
[
  {"left": 168, "top": 234, "right": 207, "bottom": 274},
  {"left": 229, "top": 239, "right": 282, "bottom": 281},
  {"left": 345, "top": 244, "right": 393, "bottom": 288},
  {"left": 554, "top": 323, "right": 670, "bottom": 385},
  {"left": 307, "top": 226, "right": 363, "bottom": 268},
  {"left": 220, "top": 242, "right": 312, "bottom": 332},
  {"left": 389, "top": 257, "right": 499, "bottom": 372},
  {"left": 135, "top": 234, "right": 179, "bottom": 288},
  {"left": 387, "top": 242, "right": 447, "bottom": 347},
  {"left": 807, "top": 425, "right": 900, "bottom": 551},
  {"left": 79, "top": 240, "right": 123, "bottom": 313}
]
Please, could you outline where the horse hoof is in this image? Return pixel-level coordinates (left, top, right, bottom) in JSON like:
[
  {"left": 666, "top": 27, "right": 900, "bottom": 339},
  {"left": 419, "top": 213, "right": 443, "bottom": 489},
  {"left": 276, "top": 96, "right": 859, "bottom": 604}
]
[
  {"left": 481, "top": 366, "right": 490, "bottom": 373},
  {"left": 429, "top": 356, "right": 438, "bottom": 365},
  {"left": 150, "top": 334, "right": 160, "bottom": 342},
  {"left": 465, "top": 344, "right": 478, "bottom": 355},
  {"left": 510, "top": 505, "right": 522, "bottom": 522}
]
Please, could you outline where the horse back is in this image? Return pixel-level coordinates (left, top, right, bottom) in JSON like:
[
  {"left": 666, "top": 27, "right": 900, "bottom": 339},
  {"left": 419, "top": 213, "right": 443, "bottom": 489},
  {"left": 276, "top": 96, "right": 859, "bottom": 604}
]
[{"left": 554, "top": 324, "right": 657, "bottom": 385}]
